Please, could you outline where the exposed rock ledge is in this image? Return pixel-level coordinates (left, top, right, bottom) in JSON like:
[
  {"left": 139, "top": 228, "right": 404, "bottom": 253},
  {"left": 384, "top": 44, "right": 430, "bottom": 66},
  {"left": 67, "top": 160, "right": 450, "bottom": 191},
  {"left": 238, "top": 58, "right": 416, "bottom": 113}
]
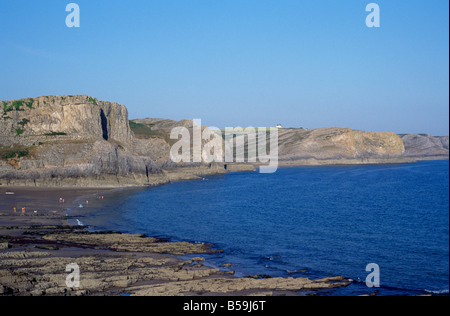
[{"left": 0, "top": 223, "right": 350, "bottom": 296}]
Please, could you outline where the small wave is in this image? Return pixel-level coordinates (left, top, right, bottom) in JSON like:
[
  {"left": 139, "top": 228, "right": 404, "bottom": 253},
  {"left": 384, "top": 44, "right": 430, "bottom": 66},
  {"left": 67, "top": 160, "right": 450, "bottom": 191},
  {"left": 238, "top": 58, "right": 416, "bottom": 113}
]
[{"left": 425, "top": 289, "right": 449, "bottom": 295}]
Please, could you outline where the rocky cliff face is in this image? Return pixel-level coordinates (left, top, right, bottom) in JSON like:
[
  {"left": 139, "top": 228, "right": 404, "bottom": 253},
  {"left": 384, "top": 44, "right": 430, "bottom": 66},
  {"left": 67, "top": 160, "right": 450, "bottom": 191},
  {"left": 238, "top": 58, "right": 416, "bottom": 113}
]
[
  {"left": 1, "top": 95, "right": 132, "bottom": 146},
  {"left": 399, "top": 134, "right": 449, "bottom": 158},
  {"left": 0, "top": 96, "right": 165, "bottom": 187},
  {"left": 278, "top": 127, "right": 405, "bottom": 161}
]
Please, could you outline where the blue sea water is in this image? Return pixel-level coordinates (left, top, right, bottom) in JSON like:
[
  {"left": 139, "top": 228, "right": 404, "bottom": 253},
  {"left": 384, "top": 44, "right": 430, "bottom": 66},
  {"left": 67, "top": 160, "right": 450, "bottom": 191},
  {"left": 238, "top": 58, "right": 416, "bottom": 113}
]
[{"left": 70, "top": 160, "right": 449, "bottom": 296}]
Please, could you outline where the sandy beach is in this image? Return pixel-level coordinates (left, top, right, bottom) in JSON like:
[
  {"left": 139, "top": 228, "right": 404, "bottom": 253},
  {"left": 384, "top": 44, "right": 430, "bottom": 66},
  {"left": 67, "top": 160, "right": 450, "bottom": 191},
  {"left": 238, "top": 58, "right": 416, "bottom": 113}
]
[{"left": 0, "top": 186, "right": 351, "bottom": 296}]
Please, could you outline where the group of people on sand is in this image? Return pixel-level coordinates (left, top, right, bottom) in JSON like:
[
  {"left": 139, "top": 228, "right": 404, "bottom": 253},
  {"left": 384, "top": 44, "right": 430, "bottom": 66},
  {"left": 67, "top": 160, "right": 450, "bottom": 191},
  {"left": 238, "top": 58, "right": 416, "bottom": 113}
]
[
  {"left": 11, "top": 194, "right": 106, "bottom": 215},
  {"left": 12, "top": 207, "right": 27, "bottom": 215},
  {"left": 12, "top": 197, "right": 67, "bottom": 215},
  {"left": 13, "top": 206, "right": 58, "bottom": 215}
]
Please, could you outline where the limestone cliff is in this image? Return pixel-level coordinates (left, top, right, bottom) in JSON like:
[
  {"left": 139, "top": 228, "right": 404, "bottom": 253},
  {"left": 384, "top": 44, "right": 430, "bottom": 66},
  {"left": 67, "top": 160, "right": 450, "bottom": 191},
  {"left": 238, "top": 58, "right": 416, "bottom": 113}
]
[
  {"left": 130, "top": 120, "right": 411, "bottom": 165},
  {"left": 399, "top": 134, "right": 449, "bottom": 158},
  {"left": 1, "top": 95, "right": 133, "bottom": 145},
  {"left": 0, "top": 95, "right": 228, "bottom": 187},
  {"left": 277, "top": 127, "right": 405, "bottom": 161},
  {"left": 0, "top": 96, "right": 165, "bottom": 187}
]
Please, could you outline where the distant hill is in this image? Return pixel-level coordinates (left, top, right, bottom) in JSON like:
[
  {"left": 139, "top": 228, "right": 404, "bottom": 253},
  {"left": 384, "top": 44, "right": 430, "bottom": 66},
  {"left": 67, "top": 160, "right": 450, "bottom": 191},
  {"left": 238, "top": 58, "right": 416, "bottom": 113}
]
[{"left": 277, "top": 127, "right": 405, "bottom": 161}]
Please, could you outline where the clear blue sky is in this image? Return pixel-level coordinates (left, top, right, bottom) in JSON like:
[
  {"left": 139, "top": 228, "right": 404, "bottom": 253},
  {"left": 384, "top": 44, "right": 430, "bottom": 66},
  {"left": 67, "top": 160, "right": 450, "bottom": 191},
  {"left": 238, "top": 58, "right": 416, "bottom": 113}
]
[{"left": 1, "top": 0, "right": 448, "bottom": 135}]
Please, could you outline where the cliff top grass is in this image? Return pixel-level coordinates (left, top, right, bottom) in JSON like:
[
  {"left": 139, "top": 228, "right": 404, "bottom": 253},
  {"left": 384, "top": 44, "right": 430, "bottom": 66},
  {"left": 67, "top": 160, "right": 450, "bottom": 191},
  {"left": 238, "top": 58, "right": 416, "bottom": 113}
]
[
  {"left": 129, "top": 120, "right": 177, "bottom": 146},
  {"left": 2, "top": 99, "right": 34, "bottom": 114},
  {"left": 129, "top": 121, "right": 166, "bottom": 137},
  {"left": 1, "top": 96, "right": 103, "bottom": 114}
]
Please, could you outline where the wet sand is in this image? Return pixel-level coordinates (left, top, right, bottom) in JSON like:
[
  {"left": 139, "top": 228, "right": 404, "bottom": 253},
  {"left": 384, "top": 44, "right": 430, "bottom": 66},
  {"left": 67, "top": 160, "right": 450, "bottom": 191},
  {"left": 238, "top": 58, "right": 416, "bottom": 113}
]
[
  {"left": 0, "top": 186, "right": 105, "bottom": 217},
  {"left": 0, "top": 187, "right": 351, "bottom": 296}
]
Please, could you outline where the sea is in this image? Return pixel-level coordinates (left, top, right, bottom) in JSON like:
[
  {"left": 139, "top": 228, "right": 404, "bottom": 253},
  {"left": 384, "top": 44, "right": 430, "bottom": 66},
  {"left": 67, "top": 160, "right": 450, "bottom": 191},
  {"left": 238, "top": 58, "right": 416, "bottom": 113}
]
[{"left": 69, "top": 160, "right": 449, "bottom": 296}]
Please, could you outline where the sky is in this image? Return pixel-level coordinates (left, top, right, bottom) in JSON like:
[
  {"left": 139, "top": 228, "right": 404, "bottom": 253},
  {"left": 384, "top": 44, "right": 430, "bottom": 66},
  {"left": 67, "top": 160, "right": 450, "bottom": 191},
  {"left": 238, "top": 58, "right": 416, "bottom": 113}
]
[{"left": 0, "top": 0, "right": 448, "bottom": 135}]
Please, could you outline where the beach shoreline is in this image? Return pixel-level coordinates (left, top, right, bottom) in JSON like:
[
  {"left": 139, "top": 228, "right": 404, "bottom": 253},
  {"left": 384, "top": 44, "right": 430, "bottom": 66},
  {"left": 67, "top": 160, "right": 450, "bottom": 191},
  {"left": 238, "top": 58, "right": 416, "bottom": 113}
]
[
  {"left": 0, "top": 186, "right": 352, "bottom": 296},
  {"left": 2, "top": 156, "right": 448, "bottom": 190}
]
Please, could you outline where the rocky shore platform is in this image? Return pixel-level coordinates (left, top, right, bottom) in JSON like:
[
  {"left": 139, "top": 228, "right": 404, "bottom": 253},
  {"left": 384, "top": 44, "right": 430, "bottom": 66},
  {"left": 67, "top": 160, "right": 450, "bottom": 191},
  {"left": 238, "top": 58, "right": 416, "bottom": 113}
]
[{"left": 0, "top": 188, "right": 351, "bottom": 296}]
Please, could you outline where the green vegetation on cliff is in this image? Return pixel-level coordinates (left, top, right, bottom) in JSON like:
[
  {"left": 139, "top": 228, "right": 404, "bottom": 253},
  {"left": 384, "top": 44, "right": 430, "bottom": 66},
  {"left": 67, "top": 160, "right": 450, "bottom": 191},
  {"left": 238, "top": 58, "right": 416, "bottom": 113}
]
[
  {"left": 44, "top": 132, "right": 68, "bottom": 136},
  {"left": 129, "top": 120, "right": 176, "bottom": 146},
  {"left": 0, "top": 147, "right": 30, "bottom": 160},
  {"left": 88, "top": 97, "right": 98, "bottom": 106},
  {"left": 129, "top": 121, "right": 155, "bottom": 134},
  {"left": 2, "top": 98, "right": 34, "bottom": 114}
]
